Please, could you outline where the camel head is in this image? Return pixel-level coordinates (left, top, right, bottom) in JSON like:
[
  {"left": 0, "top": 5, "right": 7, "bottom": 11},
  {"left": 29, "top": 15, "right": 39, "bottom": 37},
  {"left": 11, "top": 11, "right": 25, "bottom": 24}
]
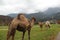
[
  {"left": 30, "top": 17, "right": 36, "bottom": 26},
  {"left": 31, "top": 17, "right": 36, "bottom": 22}
]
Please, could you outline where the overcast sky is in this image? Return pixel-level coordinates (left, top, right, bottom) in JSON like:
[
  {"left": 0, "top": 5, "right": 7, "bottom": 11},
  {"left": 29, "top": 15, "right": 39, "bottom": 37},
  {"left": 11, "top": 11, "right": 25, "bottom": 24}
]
[{"left": 0, "top": 0, "right": 60, "bottom": 15}]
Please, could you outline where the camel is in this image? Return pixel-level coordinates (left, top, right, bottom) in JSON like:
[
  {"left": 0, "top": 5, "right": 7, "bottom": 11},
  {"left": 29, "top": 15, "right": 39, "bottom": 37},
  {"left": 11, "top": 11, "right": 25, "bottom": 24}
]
[
  {"left": 38, "top": 22, "right": 43, "bottom": 30},
  {"left": 7, "top": 13, "right": 36, "bottom": 40},
  {"left": 45, "top": 21, "right": 51, "bottom": 28}
]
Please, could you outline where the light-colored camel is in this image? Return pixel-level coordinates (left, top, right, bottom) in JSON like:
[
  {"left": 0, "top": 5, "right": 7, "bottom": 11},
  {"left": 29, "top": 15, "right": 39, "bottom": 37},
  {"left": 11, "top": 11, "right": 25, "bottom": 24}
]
[{"left": 45, "top": 21, "right": 51, "bottom": 28}]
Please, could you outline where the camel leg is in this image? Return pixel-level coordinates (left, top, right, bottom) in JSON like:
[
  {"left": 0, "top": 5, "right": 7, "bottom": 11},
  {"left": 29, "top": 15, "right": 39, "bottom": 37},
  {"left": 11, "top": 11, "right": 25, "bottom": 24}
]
[
  {"left": 11, "top": 29, "right": 16, "bottom": 40},
  {"left": 48, "top": 25, "right": 50, "bottom": 28},
  {"left": 28, "top": 30, "right": 30, "bottom": 40},
  {"left": 22, "top": 31, "right": 26, "bottom": 40},
  {"left": 7, "top": 29, "right": 16, "bottom": 40},
  {"left": 40, "top": 26, "right": 43, "bottom": 31},
  {"left": 7, "top": 31, "right": 11, "bottom": 40}
]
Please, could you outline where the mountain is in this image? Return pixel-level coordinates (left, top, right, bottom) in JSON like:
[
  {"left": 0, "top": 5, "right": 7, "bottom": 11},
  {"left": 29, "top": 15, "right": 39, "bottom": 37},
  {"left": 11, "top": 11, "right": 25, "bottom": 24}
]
[
  {"left": 8, "top": 12, "right": 44, "bottom": 18},
  {"left": 44, "top": 7, "right": 60, "bottom": 14},
  {"left": 53, "top": 12, "right": 60, "bottom": 20},
  {"left": 7, "top": 7, "right": 60, "bottom": 22},
  {"left": 8, "top": 13, "right": 18, "bottom": 17},
  {"left": 8, "top": 7, "right": 60, "bottom": 17},
  {"left": 0, "top": 7, "right": 60, "bottom": 25},
  {"left": 7, "top": 12, "right": 45, "bottom": 21},
  {"left": 43, "top": 7, "right": 60, "bottom": 17}
]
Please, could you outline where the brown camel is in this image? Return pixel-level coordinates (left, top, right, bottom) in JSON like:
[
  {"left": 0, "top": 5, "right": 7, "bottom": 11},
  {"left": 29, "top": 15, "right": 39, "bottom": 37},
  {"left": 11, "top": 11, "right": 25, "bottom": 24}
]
[
  {"left": 38, "top": 22, "right": 43, "bottom": 30},
  {"left": 7, "top": 14, "right": 36, "bottom": 40}
]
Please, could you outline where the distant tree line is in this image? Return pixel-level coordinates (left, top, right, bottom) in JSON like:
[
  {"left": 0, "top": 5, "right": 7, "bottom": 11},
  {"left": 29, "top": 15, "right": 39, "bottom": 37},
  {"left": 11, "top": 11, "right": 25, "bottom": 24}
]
[{"left": 0, "top": 15, "right": 13, "bottom": 26}]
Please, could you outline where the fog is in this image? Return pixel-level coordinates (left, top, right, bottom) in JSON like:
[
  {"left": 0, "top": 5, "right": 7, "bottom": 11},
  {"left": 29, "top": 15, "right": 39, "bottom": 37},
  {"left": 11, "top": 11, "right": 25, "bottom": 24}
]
[{"left": 0, "top": 0, "right": 60, "bottom": 15}]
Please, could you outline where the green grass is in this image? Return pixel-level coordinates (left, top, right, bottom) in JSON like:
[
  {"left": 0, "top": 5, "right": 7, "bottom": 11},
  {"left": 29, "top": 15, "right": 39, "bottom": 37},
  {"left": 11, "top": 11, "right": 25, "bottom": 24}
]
[{"left": 0, "top": 24, "right": 60, "bottom": 40}]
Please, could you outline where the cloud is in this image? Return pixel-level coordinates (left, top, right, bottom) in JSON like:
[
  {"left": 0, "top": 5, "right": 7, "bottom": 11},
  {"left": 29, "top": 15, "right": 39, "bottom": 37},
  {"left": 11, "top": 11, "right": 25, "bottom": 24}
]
[
  {"left": 0, "top": 0, "right": 4, "bottom": 5},
  {"left": 0, "top": 0, "right": 60, "bottom": 15}
]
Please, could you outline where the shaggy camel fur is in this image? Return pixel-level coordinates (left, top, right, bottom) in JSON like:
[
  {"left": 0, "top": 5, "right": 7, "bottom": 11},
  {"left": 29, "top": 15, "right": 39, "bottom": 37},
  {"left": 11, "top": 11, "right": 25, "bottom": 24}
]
[
  {"left": 45, "top": 21, "right": 51, "bottom": 28},
  {"left": 38, "top": 22, "right": 43, "bottom": 30},
  {"left": 7, "top": 14, "right": 36, "bottom": 40}
]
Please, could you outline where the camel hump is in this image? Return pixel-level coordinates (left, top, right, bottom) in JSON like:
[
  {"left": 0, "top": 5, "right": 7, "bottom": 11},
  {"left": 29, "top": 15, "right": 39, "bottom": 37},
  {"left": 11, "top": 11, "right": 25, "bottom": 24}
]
[
  {"left": 19, "top": 18, "right": 29, "bottom": 27},
  {"left": 12, "top": 17, "right": 29, "bottom": 27},
  {"left": 19, "top": 15, "right": 29, "bottom": 27},
  {"left": 10, "top": 15, "right": 29, "bottom": 28}
]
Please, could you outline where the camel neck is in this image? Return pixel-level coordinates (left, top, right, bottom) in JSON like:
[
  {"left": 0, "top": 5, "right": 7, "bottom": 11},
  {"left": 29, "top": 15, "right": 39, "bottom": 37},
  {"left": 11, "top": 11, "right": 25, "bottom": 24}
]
[{"left": 30, "top": 19, "right": 35, "bottom": 26}]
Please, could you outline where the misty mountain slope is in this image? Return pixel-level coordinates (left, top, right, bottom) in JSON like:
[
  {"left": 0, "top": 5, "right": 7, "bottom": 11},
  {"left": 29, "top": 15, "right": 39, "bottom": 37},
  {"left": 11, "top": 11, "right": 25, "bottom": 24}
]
[
  {"left": 7, "top": 7, "right": 60, "bottom": 22},
  {"left": 8, "top": 12, "right": 45, "bottom": 22},
  {"left": 8, "top": 13, "right": 18, "bottom": 17},
  {"left": 44, "top": 7, "right": 60, "bottom": 14},
  {"left": 53, "top": 12, "right": 60, "bottom": 20},
  {"left": 8, "top": 7, "right": 60, "bottom": 17},
  {"left": 43, "top": 7, "right": 60, "bottom": 18},
  {"left": 8, "top": 12, "right": 44, "bottom": 18}
]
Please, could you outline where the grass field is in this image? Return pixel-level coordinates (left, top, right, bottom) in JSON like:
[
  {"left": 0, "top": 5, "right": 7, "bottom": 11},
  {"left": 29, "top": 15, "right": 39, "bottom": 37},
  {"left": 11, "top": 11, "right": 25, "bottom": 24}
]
[{"left": 0, "top": 24, "right": 60, "bottom": 40}]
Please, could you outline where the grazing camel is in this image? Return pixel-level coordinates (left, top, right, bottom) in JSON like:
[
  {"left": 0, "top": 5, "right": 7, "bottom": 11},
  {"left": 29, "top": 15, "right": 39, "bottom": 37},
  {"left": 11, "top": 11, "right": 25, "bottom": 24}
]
[
  {"left": 7, "top": 14, "right": 36, "bottom": 40},
  {"left": 38, "top": 22, "right": 43, "bottom": 30},
  {"left": 45, "top": 21, "right": 51, "bottom": 28}
]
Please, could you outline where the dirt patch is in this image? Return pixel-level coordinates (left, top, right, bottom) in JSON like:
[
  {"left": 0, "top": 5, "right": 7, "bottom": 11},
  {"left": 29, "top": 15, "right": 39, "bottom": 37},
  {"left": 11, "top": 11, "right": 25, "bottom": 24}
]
[{"left": 55, "top": 32, "right": 60, "bottom": 40}]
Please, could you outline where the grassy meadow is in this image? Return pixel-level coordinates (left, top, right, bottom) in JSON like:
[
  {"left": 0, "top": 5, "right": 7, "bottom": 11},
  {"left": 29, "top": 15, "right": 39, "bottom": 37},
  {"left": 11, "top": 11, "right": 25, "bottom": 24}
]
[{"left": 0, "top": 24, "right": 60, "bottom": 40}]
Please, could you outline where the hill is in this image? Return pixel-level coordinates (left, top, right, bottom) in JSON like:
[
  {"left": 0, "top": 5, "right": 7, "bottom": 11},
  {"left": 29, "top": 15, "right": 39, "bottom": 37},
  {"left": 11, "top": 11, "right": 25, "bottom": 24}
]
[
  {"left": 7, "top": 7, "right": 60, "bottom": 20},
  {"left": 0, "top": 15, "right": 13, "bottom": 26},
  {"left": 7, "top": 12, "right": 60, "bottom": 22}
]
